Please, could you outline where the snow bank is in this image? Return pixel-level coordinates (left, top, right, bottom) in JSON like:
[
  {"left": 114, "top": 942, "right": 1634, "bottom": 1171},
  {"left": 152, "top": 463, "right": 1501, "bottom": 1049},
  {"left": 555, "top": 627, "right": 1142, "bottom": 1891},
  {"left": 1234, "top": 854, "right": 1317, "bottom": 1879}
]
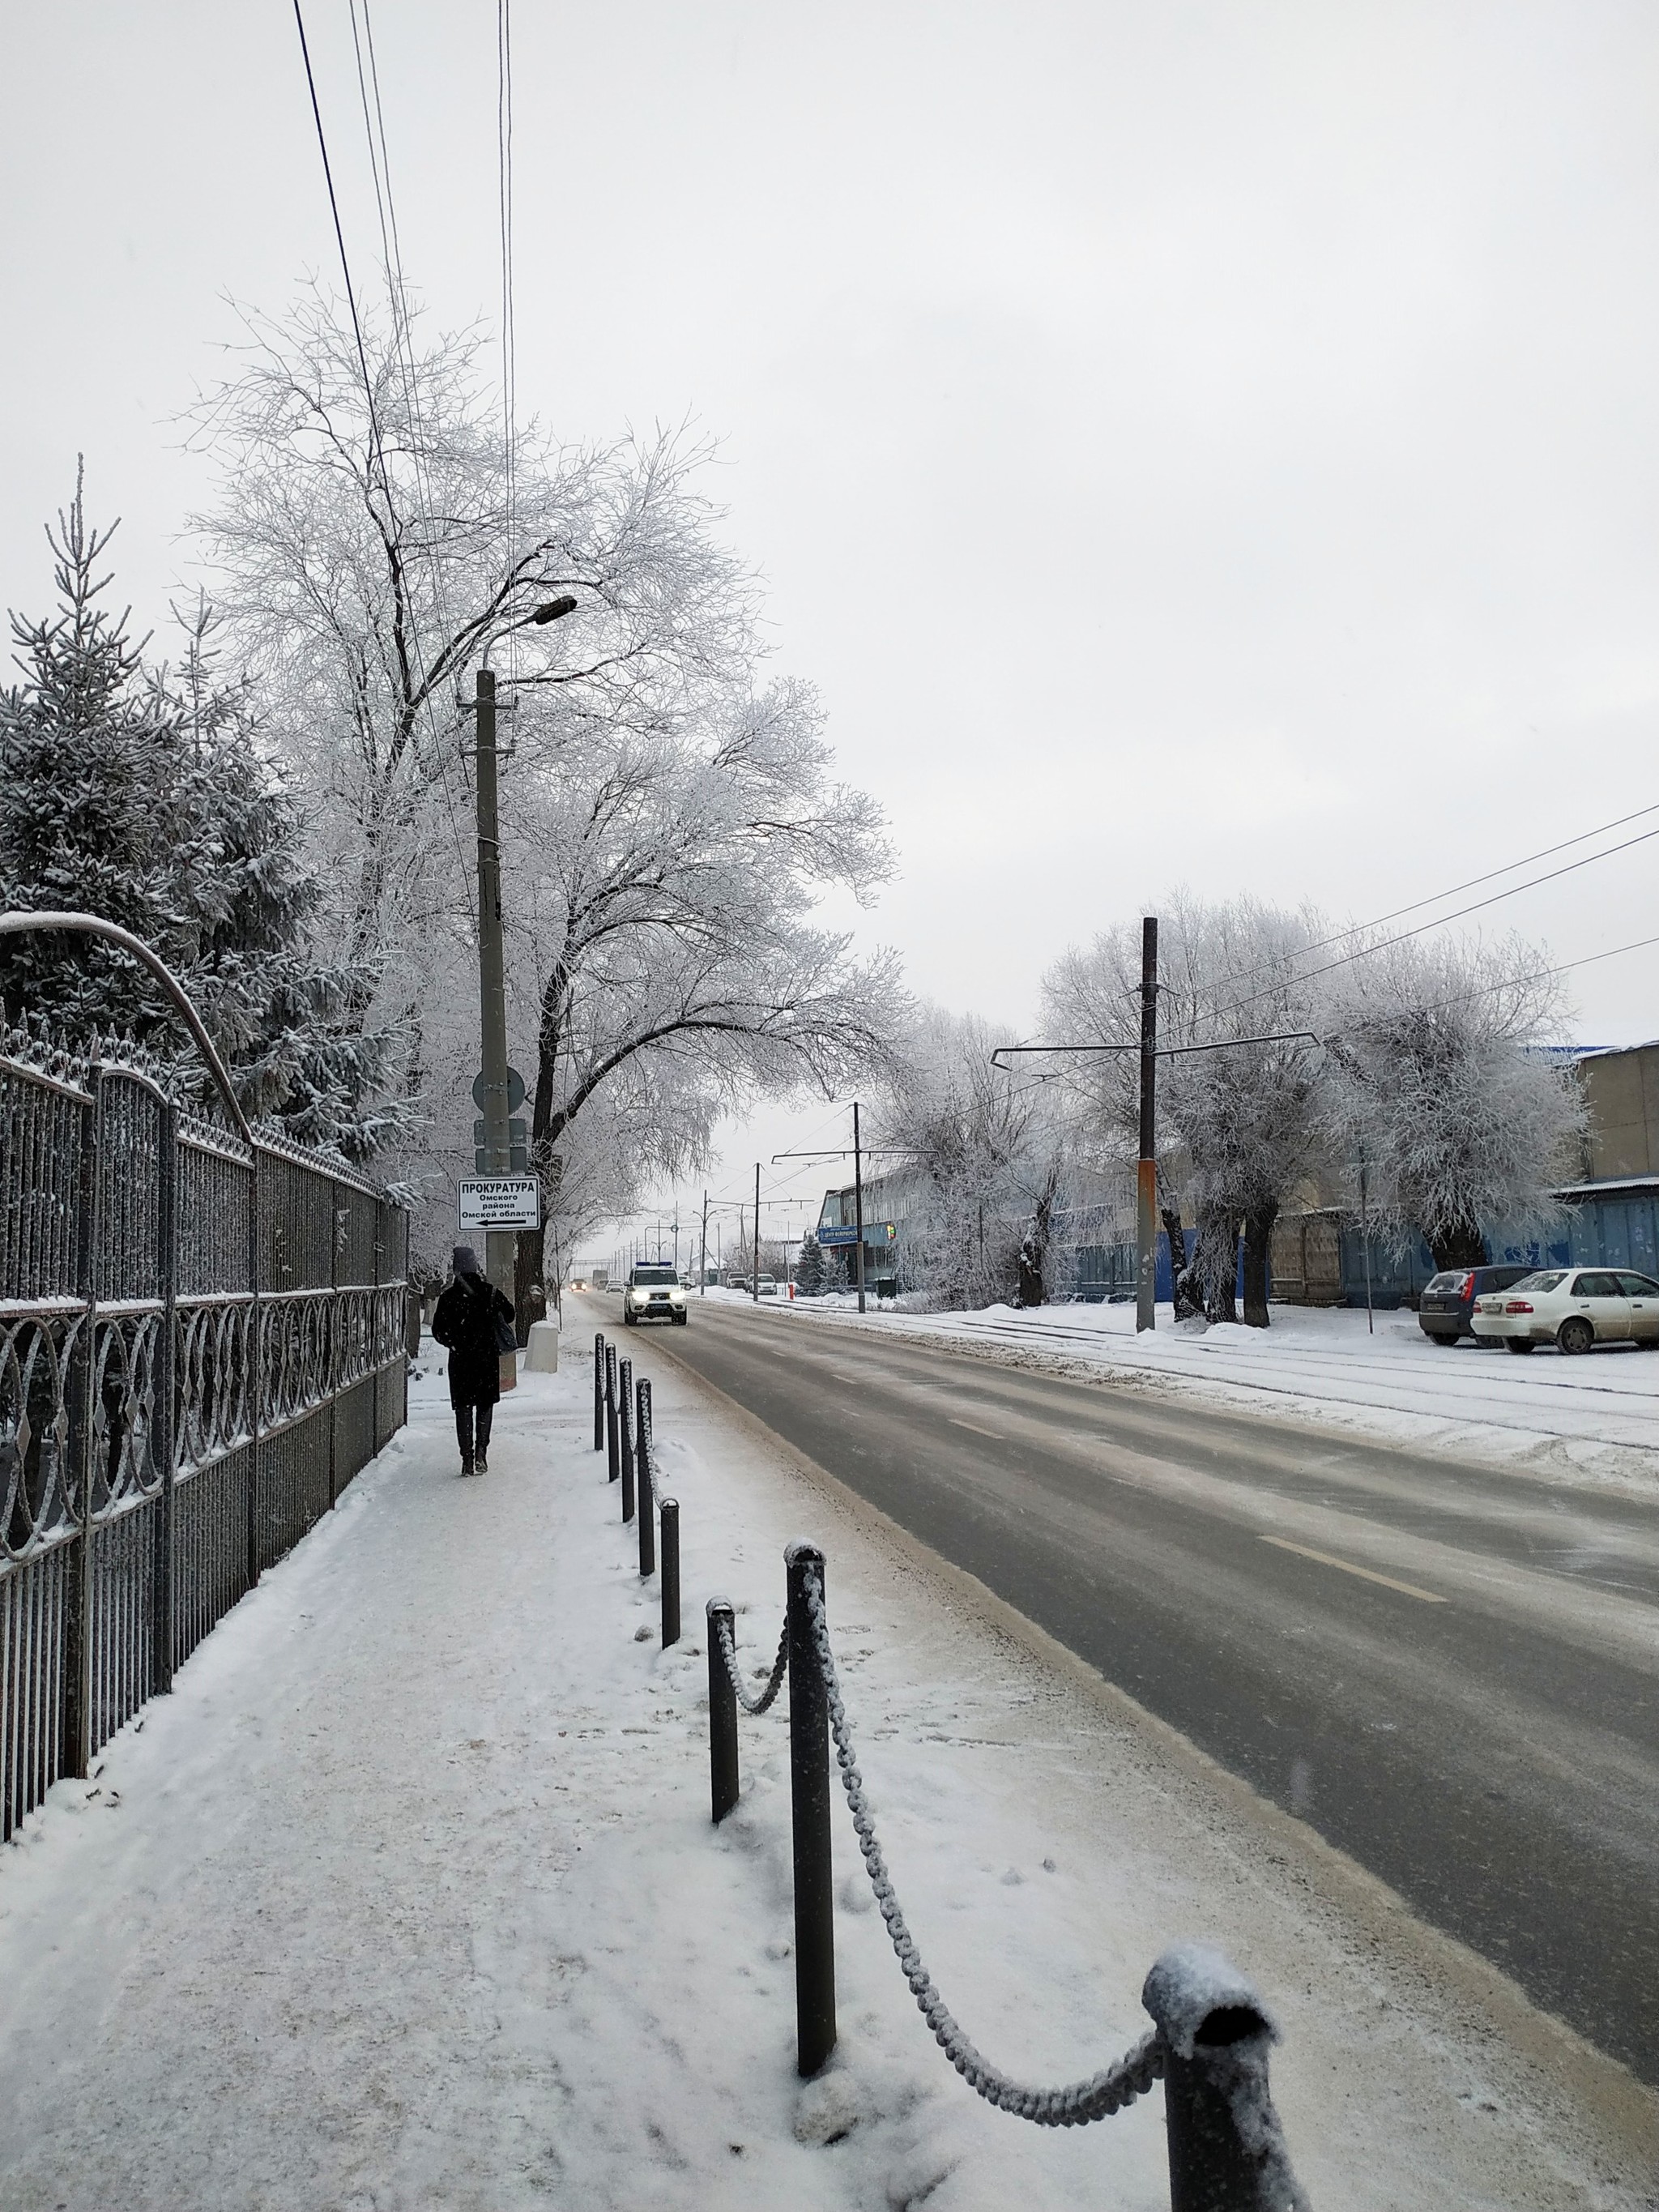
[
  {"left": 0, "top": 1344, "right": 1650, "bottom": 2209},
  {"left": 753, "top": 1291, "right": 1659, "bottom": 1488}
]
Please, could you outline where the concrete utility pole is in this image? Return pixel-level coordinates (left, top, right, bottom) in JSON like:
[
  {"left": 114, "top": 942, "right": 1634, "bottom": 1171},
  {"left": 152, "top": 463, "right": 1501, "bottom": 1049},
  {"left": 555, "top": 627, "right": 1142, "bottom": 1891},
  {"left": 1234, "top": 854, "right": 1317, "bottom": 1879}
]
[
  {"left": 473, "top": 667, "right": 517, "bottom": 1387},
  {"left": 1136, "top": 916, "right": 1158, "bottom": 1334},
  {"left": 753, "top": 1164, "right": 761, "bottom": 1302},
  {"left": 852, "top": 1101, "right": 867, "bottom": 1316}
]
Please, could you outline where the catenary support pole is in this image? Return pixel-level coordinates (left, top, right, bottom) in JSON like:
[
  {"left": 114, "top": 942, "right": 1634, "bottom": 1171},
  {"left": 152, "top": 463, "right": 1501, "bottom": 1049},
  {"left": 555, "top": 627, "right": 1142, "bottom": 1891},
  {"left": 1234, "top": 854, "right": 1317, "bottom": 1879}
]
[
  {"left": 787, "top": 1540, "right": 837, "bottom": 2076},
  {"left": 853, "top": 1101, "right": 867, "bottom": 1315},
  {"left": 1137, "top": 915, "right": 1158, "bottom": 1334},
  {"left": 605, "top": 1341, "right": 619, "bottom": 1482},
  {"left": 636, "top": 1377, "right": 655, "bottom": 1575},
  {"left": 593, "top": 1332, "right": 605, "bottom": 1450},
  {"left": 753, "top": 1164, "right": 761, "bottom": 1301},
  {"left": 706, "top": 1599, "right": 740, "bottom": 1821},
  {"left": 1141, "top": 1947, "right": 1306, "bottom": 2212},
  {"left": 660, "top": 1500, "right": 680, "bottom": 1646},
  {"left": 700, "top": 1189, "right": 709, "bottom": 1295}
]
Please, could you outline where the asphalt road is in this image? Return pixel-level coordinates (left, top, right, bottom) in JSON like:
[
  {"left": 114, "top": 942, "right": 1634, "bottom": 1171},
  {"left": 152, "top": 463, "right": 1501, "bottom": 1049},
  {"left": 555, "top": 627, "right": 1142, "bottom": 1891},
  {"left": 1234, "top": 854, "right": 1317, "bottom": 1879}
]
[{"left": 590, "top": 1292, "right": 1659, "bottom": 2086}]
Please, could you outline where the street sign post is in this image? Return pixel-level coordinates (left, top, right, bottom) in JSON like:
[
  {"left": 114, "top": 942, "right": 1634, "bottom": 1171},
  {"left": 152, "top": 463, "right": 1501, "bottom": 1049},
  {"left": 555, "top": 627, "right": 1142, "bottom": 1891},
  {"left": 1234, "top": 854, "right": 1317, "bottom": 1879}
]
[{"left": 459, "top": 1176, "right": 541, "bottom": 1231}]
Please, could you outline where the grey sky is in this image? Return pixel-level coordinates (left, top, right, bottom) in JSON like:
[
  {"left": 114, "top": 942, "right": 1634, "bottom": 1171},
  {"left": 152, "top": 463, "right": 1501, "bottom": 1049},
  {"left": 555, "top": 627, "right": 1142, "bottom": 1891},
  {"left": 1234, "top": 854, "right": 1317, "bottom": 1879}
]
[{"left": 5, "top": 3, "right": 1657, "bottom": 1242}]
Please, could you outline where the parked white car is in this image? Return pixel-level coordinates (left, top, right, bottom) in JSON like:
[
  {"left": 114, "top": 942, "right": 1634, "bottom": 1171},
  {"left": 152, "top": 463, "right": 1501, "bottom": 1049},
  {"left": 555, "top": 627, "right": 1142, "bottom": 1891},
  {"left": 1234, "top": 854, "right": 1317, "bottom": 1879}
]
[{"left": 1470, "top": 1267, "right": 1659, "bottom": 1354}]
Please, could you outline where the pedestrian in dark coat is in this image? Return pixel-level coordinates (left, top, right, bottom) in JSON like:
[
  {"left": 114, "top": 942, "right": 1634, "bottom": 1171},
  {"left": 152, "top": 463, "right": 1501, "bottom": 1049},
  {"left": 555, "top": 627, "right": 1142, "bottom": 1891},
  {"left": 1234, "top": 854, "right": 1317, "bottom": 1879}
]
[{"left": 431, "top": 1245, "right": 515, "bottom": 1475}]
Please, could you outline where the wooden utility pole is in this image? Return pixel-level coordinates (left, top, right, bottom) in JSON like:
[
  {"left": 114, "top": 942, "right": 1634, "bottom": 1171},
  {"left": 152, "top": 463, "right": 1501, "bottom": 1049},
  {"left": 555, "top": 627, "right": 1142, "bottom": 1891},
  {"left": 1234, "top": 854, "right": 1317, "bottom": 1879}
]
[
  {"left": 700, "top": 1190, "right": 710, "bottom": 1296},
  {"left": 753, "top": 1164, "right": 761, "bottom": 1302},
  {"left": 474, "top": 667, "right": 517, "bottom": 1387},
  {"left": 1136, "top": 916, "right": 1158, "bottom": 1334}
]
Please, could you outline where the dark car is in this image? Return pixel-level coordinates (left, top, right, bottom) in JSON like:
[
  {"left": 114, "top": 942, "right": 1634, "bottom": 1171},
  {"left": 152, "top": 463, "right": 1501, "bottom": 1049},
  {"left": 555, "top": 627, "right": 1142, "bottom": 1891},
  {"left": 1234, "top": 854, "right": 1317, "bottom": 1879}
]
[{"left": 1418, "top": 1264, "right": 1533, "bottom": 1345}]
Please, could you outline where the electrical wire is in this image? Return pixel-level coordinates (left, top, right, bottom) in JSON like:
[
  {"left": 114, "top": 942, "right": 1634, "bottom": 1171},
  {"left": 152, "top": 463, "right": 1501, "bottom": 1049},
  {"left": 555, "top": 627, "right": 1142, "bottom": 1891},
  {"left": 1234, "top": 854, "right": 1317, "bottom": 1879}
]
[
  {"left": 1197, "top": 819, "right": 1659, "bottom": 1030},
  {"left": 292, "top": 2, "right": 391, "bottom": 506},
  {"left": 346, "top": 0, "right": 476, "bottom": 920}
]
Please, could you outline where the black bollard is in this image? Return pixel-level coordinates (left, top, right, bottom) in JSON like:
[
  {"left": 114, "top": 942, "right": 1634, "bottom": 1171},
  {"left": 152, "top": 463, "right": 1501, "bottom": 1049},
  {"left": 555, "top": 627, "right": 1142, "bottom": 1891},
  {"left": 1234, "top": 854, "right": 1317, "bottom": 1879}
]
[
  {"left": 1141, "top": 1946, "right": 1307, "bottom": 2212},
  {"left": 605, "top": 1343, "right": 620, "bottom": 1483},
  {"left": 593, "top": 1332, "right": 604, "bottom": 1452},
  {"left": 660, "top": 1498, "right": 680, "bottom": 1646},
  {"left": 786, "top": 1540, "right": 836, "bottom": 2077},
  {"left": 636, "top": 1377, "right": 656, "bottom": 1577},
  {"left": 619, "top": 1356, "right": 635, "bottom": 1521},
  {"left": 706, "top": 1598, "right": 740, "bottom": 1822}
]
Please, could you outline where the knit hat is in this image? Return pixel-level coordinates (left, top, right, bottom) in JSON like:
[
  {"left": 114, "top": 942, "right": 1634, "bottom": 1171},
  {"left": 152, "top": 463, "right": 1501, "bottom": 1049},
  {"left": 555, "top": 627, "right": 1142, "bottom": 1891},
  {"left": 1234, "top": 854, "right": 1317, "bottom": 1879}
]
[{"left": 452, "top": 1244, "right": 481, "bottom": 1276}]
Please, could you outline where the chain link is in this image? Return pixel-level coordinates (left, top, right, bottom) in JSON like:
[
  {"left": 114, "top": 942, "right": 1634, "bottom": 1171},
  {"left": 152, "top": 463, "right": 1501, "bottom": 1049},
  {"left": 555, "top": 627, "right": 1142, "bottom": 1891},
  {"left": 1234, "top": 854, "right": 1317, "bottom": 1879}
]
[
  {"left": 715, "top": 1610, "right": 790, "bottom": 1715},
  {"left": 801, "top": 1565, "right": 1165, "bottom": 2125}
]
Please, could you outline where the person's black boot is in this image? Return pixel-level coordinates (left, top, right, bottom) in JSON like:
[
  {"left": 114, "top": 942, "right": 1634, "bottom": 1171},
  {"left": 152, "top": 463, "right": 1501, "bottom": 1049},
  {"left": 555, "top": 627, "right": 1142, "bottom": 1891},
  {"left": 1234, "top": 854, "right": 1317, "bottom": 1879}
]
[{"left": 475, "top": 1447, "right": 488, "bottom": 1474}]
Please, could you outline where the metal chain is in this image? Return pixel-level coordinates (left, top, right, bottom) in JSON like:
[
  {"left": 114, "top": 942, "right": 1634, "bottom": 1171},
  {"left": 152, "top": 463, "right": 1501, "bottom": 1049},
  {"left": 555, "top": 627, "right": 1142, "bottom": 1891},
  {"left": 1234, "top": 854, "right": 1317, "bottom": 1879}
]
[
  {"left": 801, "top": 1565, "right": 1165, "bottom": 2125},
  {"left": 715, "top": 1611, "right": 790, "bottom": 1715}
]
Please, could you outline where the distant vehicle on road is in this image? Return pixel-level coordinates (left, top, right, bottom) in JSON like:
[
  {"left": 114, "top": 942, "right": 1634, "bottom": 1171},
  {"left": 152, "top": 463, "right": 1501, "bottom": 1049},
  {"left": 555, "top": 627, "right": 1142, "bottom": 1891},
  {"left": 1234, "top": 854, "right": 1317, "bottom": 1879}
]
[
  {"left": 755, "top": 1274, "right": 778, "bottom": 1297},
  {"left": 1472, "top": 1267, "right": 1659, "bottom": 1353},
  {"left": 1418, "top": 1265, "right": 1532, "bottom": 1344},
  {"left": 623, "top": 1263, "right": 688, "bottom": 1326}
]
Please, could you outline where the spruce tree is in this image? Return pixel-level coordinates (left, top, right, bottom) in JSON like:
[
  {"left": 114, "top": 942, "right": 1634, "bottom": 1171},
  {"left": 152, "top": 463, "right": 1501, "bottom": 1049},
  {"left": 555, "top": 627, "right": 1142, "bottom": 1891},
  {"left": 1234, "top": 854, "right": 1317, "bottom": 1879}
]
[
  {"left": 0, "top": 469, "right": 394, "bottom": 1153},
  {"left": 795, "top": 1230, "right": 825, "bottom": 1296}
]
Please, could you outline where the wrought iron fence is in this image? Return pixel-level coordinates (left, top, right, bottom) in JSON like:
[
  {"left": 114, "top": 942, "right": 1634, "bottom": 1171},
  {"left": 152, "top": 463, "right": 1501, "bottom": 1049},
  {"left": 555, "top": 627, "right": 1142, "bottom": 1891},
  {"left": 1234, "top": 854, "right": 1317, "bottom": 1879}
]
[{"left": 2, "top": 1029, "right": 408, "bottom": 1840}]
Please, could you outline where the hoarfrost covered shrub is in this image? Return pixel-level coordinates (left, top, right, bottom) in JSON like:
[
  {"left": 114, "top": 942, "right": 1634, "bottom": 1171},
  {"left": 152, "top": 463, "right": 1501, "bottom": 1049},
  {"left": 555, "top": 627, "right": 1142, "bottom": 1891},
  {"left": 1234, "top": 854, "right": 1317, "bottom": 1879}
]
[{"left": 1322, "top": 933, "right": 1584, "bottom": 1270}]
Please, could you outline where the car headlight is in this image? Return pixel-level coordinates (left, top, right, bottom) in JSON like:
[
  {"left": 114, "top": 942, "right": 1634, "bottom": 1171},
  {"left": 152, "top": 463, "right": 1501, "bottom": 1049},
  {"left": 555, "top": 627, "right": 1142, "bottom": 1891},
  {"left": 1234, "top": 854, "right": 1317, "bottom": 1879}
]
[{"left": 670, "top": 1289, "right": 685, "bottom": 1303}]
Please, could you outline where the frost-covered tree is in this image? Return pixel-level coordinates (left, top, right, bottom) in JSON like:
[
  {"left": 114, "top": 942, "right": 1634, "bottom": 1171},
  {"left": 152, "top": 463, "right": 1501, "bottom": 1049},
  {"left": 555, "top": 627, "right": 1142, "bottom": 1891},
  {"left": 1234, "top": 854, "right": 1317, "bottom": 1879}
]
[
  {"left": 0, "top": 471, "right": 391, "bottom": 1150},
  {"left": 878, "top": 1006, "right": 1063, "bottom": 1309},
  {"left": 192, "top": 284, "right": 901, "bottom": 1270},
  {"left": 189, "top": 286, "right": 774, "bottom": 1049},
  {"left": 1321, "top": 933, "right": 1584, "bottom": 1269},
  {"left": 1043, "top": 899, "right": 1327, "bottom": 1325}
]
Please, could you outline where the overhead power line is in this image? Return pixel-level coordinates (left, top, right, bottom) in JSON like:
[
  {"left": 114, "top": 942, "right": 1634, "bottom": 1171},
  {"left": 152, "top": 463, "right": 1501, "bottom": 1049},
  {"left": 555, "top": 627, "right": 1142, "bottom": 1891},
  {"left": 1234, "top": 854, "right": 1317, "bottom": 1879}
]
[
  {"left": 345, "top": 0, "right": 476, "bottom": 915},
  {"left": 1202, "top": 818, "right": 1659, "bottom": 1027}
]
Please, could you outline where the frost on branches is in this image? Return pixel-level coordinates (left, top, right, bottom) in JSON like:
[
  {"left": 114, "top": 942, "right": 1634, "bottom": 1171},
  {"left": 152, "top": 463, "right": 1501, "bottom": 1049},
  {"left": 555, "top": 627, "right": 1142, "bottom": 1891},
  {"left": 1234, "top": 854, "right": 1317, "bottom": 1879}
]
[
  {"left": 1321, "top": 935, "right": 1585, "bottom": 1270},
  {"left": 1043, "top": 899, "right": 1325, "bottom": 1324},
  {"left": 0, "top": 468, "right": 392, "bottom": 1153},
  {"left": 1039, "top": 898, "right": 1584, "bottom": 1322},
  {"left": 190, "top": 287, "right": 902, "bottom": 1264},
  {"left": 876, "top": 1007, "right": 1065, "bottom": 1309}
]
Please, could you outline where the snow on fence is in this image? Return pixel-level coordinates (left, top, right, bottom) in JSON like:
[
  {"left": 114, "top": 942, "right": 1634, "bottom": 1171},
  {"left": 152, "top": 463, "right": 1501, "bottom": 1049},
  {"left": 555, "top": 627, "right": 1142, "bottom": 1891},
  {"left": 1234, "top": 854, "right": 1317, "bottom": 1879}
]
[
  {"left": 591, "top": 1330, "right": 1308, "bottom": 2210},
  {"left": 2, "top": 1027, "right": 409, "bottom": 1841}
]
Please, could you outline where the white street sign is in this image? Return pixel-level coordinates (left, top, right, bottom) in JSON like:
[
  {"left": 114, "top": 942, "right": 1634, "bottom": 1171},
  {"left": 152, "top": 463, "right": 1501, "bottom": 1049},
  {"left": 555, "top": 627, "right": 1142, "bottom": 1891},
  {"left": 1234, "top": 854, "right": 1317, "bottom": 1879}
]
[{"left": 458, "top": 1176, "right": 540, "bottom": 1230}]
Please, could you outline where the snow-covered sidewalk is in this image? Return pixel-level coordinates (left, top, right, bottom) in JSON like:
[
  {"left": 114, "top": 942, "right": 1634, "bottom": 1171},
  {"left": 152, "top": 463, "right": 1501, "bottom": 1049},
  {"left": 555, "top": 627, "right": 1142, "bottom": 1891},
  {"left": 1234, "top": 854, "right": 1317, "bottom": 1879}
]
[
  {"left": 714, "top": 1290, "right": 1659, "bottom": 1488},
  {"left": 0, "top": 1347, "right": 1651, "bottom": 2209}
]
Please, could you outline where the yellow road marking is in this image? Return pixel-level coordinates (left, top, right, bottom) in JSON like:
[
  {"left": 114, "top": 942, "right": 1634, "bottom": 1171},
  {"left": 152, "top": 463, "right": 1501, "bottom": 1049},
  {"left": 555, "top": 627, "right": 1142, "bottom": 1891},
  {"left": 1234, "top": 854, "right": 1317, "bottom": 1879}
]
[
  {"left": 949, "top": 1417, "right": 1007, "bottom": 1439},
  {"left": 1259, "top": 1535, "right": 1448, "bottom": 1603}
]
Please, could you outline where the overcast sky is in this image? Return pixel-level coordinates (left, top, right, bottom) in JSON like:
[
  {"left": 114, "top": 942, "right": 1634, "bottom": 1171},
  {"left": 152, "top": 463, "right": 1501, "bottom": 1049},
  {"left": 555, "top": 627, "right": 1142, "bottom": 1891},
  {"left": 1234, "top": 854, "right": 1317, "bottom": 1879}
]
[{"left": 5, "top": 2, "right": 1657, "bottom": 1253}]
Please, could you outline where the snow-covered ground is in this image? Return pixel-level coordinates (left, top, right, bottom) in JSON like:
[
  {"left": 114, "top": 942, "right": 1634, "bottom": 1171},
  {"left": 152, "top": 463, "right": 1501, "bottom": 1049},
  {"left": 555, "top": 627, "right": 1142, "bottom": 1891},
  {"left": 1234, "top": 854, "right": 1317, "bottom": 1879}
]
[
  {"left": 698, "top": 1289, "right": 1659, "bottom": 1489},
  {"left": 0, "top": 1347, "right": 1652, "bottom": 2210}
]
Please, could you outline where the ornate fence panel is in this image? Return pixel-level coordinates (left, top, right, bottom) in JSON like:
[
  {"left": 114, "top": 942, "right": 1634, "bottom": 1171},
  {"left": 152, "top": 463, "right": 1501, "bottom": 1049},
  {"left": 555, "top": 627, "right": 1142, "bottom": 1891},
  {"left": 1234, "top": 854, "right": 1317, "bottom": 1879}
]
[{"left": 2, "top": 1036, "right": 408, "bottom": 1839}]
